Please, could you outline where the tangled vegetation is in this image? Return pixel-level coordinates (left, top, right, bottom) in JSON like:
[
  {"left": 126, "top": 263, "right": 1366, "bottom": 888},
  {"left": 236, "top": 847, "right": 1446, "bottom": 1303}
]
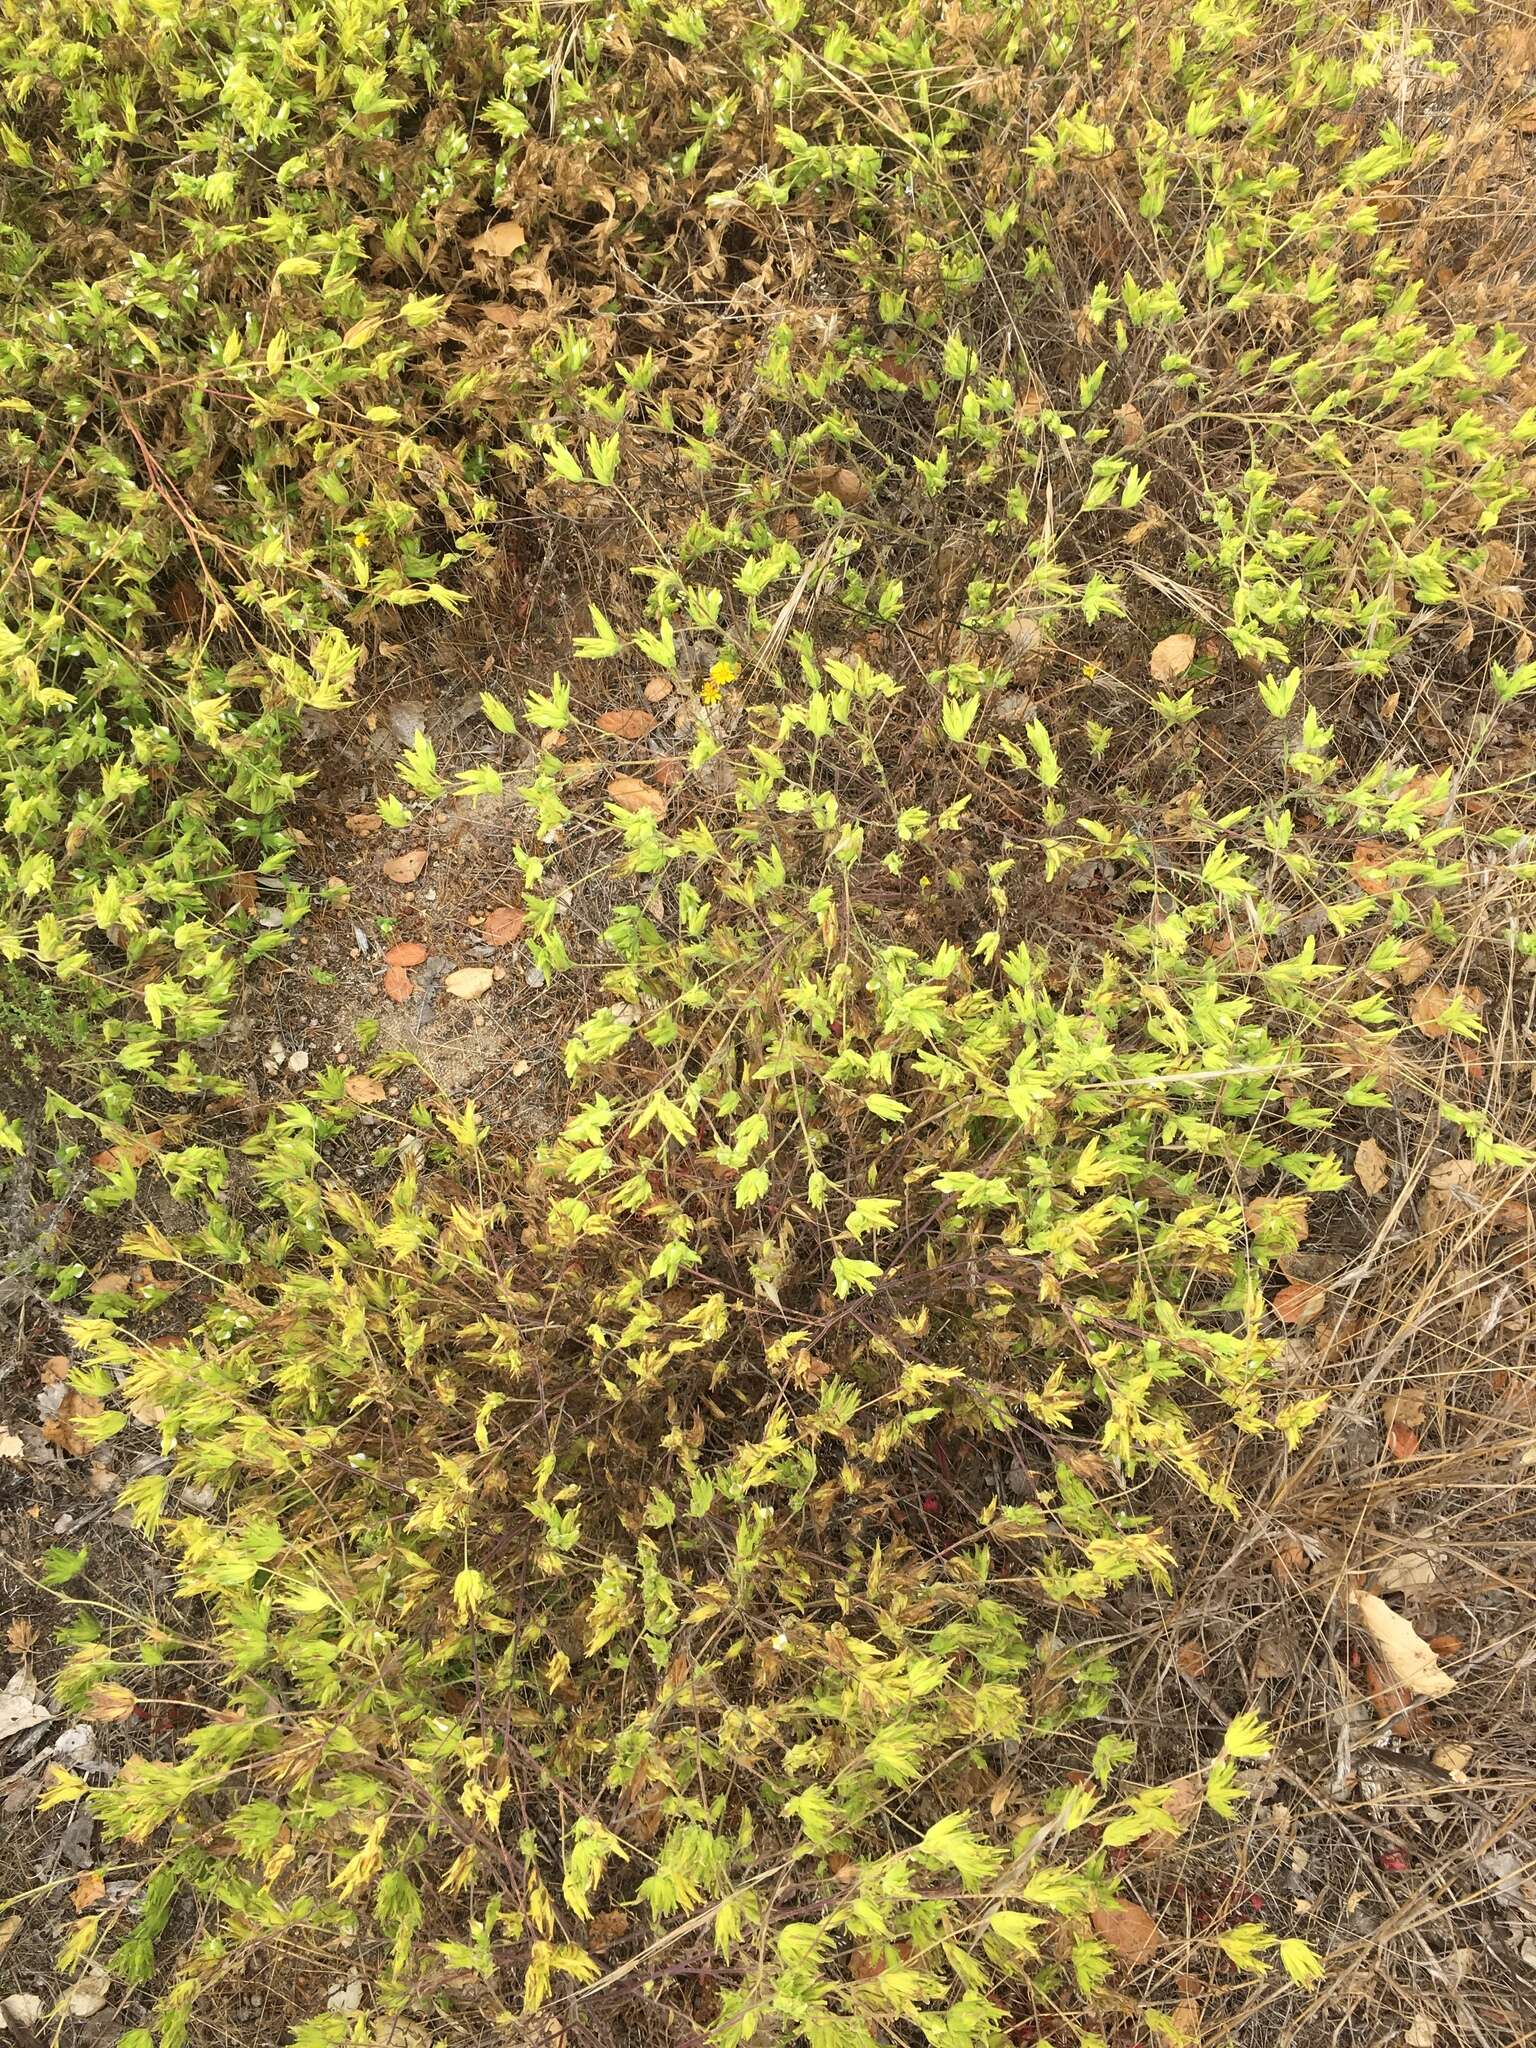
[{"left": 3, "top": 0, "right": 1536, "bottom": 2041}]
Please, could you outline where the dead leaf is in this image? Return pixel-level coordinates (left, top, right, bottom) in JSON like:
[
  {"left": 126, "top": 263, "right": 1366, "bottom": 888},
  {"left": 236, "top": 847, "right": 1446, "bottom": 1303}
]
[
  {"left": 1431, "top": 1742, "right": 1472, "bottom": 1782},
  {"left": 796, "top": 463, "right": 869, "bottom": 508},
  {"left": 443, "top": 967, "right": 495, "bottom": 1001},
  {"left": 381, "top": 847, "right": 428, "bottom": 885},
  {"left": 607, "top": 774, "right": 668, "bottom": 820},
  {"left": 1394, "top": 938, "right": 1435, "bottom": 987},
  {"left": 383, "top": 941, "right": 427, "bottom": 968},
  {"left": 87, "top": 1274, "right": 129, "bottom": 1297},
  {"left": 1169, "top": 1997, "right": 1200, "bottom": 2044},
  {"left": 1272, "top": 1279, "right": 1328, "bottom": 1326},
  {"left": 1491, "top": 1197, "right": 1532, "bottom": 1232},
  {"left": 1351, "top": 1590, "right": 1457, "bottom": 1699},
  {"left": 483, "top": 906, "right": 526, "bottom": 946},
  {"left": 643, "top": 677, "right": 672, "bottom": 703},
  {"left": 1383, "top": 1390, "right": 1426, "bottom": 1462},
  {"left": 1349, "top": 839, "right": 1397, "bottom": 897},
  {"left": 43, "top": 1390, "right": 104, "bottom": 1458},
  {"left": 0, "top": 1673, "right": 49, "bottom": 1744},
  {"left": 1404, "top": 2014, "right": 1438, "bottom": 2048},
  {"left": 1361, "top": 1654, "right": 1433, "bottom": 1734},
  {"left": 65, "top": 1966, "right": 111, "bottom": 2019},
  {"left": 597, "top": 707, "right": 657, "bottom": 741},
  {"left": 91, "top": 1132, "right": 164, "bottom": 1173},
  {"left": 71, "top": 1871, "right": 105, "bottom": 1913},
  {"left": 0, "top": 1433, "right": 22, "bottom": 1462},
  {"left": 1175, "top": 1641, "right": 1207, "bottom": 1679},
  {"left": 5, "top": 1619, "right": 34, "bottom": 1656},
  {"left": 1410, "top": 982, "right": 1483, "bottom": 1038},
  {"left": 344, "top": 810, "right": 383, "bottom": 836},
  {"left": 382, "top": 965, "right": 413, "bottom": 1003},
  {"left": 1091, "top": 1897, "right": 1161, "bottom": 1965},
  {"left": 1354, "top": 1138, "right": 1391, "bottom": 1199},
  {"left": 469, "top": 220, "right": 527, "bottom": 259},
  {"left": 344, "top": 1076, "right": 388, "bottom": 1106},
  {"left": 1251, "top": 1628, "right": 1292, "bottom": 1679},
  {"left": 1377, "top": 1544, "right": 1441, "bottom": 1595},
  {"left": 1149, "top": 632, "right": 1195, "bottom": 683}
]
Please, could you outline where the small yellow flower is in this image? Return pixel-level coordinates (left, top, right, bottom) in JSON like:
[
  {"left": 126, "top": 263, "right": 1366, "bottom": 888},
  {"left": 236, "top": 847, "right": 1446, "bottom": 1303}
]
[
  {"left": 1080, "top": 661, "right": 1098, "bottom": 680},
  {"left": 702, "top": 654, "right": 739, "bottom": 706}
]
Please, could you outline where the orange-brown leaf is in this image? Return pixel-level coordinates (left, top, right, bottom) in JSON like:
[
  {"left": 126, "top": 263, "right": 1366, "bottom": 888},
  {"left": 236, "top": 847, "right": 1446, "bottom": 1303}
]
[
  {"left": 1148, "top": 633, "right": 1195, "bottom": 682},
  {"left": 1091, "top": 1898, "right": 1161, "bottom": 1965},
  {"left": 483, "top": 906, "right": 526, "bottom": 946},
  {"left": 381, "top": 847, "right": 429, "bottom": 884},
  {"left": 1272, "top": 1279, "right": 1328, "bottom": 1326},
  {"left": 596, "top": 708, "right": 656, "bottom": 741},
  {"left": 383, "top": 941, "right": 427, "bottom": 968},
  {"left": 1410, "top": 983, "right": 1483, "bottom": 1038},
  {"left": 607, "top": 774, "right": 668, "bottom": 820},
  {"left": 1354, "top": 1137, "right": 1391, "bottom": 1199}
]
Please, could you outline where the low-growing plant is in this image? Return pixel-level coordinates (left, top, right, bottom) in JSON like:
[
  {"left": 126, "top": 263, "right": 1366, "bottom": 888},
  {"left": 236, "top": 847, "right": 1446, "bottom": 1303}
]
[{"left": 6, "top": 0, "right": 1536, "bottom": 2038}]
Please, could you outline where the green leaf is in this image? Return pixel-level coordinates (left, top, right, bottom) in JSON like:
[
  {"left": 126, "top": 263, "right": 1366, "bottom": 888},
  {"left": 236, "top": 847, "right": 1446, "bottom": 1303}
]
[{"left": 572, "top": 605, "right": 624, "bottom": 660}]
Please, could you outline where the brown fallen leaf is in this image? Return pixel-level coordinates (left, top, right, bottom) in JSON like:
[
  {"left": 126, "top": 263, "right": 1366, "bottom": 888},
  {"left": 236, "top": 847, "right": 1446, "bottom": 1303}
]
[
  {"left": 1349, "top": 840, "right": 1397, "bottom": 897},
  {"left": 381, "top": 847, "right": 429, "bottom": 885},
  {"left": 444, "top": 966, "right": 495, "bottom": 1001},
  {"left": 1394, "top": 937, "right": 1435, "bottom": 987},
  {"left": 1149, "top": 632, "right": 1195, "bottom": 683},
  {"left": 382, "top": 965, "right": 413, "bottom": 1003},
  {"left": 643, "top": 677, "right": 673, "bottom": 703},
  {"left": 1431, "top": 1741, "right": 1472, "bottom": 1782},
  {"left": 1169, "top": 1997, "right": 1201, "bottom": 2044},
  {"left": 43, "top": 1390, "right": 104, "bottom": 1458},
  {"left": 71, "top": 1871, "right": 105, "bottom": 1913},
  {"left": 607, "top": 774, "right": 668, "bottom": 820},
  {"left": 796, "top": 463, "right": 869, "bottom": 509},
  {"left": 344, "top": 810, "right": 383, "bottom": 836},
  {"left": 597, "top": 708, "right": 657, "bottom": 741},
  {"left": 1351, "top": 1590, "right": 1457, "bottom": 1699},
  {"left": 483, "top": 905, "right": 526, "bottom": 946},
  {"left": 92, "top": 1132, "right": 165, "bottom": 1173},
  {"left": 469, "top": 219, "right": 527, "bottom": 258},
  {"left": 1410, "top": 982, "right": 1483, "bottom": 1038},
  {"left": 1175, "top": 1641, "right": 1207, "bottom": 1679},
  {"left": 1382, "top": 1388, "right": 1426, "bottom": 1461},
  {"left": 1251, "top": 1628, "right": 1292, "bottom": 1679},
  {"left": 1491, "top": 1197, "right": 1533, "bottom": 1232},
  {"left": 1361, "top": 1654, "right": 1434, "bottom": 1735},
  {"left": 480, "top": 303, "right": 540, "bottom": 332},
  {"left": 383, "top": 941, "right": 428, "bottom": 968},
  {"left": 0, "top": 1431, "right": 23, "bottom": 1462},
  {"left": 1091, "top": 1897, "right": 1161, "bottom": 1965},
  {"left": 1354, "top": 1137, "right": 1391, "bottom": 1199},
  {"left": 1272, "top": 1279, "right": 1328, "bottom": 1326},
  {"left": 344, "top": 1075, "right": 388, "bottom": 1106}
]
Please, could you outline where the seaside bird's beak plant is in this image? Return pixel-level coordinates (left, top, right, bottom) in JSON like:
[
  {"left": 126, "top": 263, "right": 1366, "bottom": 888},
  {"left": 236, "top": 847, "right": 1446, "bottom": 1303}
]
[{"left": 4, "top": 0, "right": 1535, "bottom": 2039}]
